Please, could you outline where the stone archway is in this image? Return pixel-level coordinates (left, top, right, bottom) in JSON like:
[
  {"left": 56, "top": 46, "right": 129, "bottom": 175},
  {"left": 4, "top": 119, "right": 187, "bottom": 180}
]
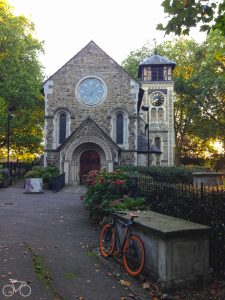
[{"left": 63, "top": 137, "right": 114, "bottom": 185}]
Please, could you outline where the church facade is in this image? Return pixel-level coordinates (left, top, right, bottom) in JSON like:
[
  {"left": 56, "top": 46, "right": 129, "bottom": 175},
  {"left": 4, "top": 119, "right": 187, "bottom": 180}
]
[{"left": 43, "top": 41, "right": 175, "bottom": 185}]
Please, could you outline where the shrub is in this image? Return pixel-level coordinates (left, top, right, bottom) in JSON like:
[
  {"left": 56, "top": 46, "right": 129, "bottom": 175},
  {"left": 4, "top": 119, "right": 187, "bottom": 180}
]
[
  {"left": 0, "top": 166, "right": 10, "bottom": 188},
  {"left": 25, "top": 166, "right": 43, "bottom": 178},
  {"left": 116, "top": 165, "right": 204, "bottom": 184},
  {"left": 83, "top": 170, "right": 145, "bottom": 220},
  {"left": 110, "top": 196, "right": 146, "bottom": 211},
  {"left": 25, "top": 166, "right": 60, "bottom": 184},
  {"left": 0, "top": 172, "right": 3, "bottom": 184},
  {"left": 0, "top": 168, "right": 10, "bottom": 179}
]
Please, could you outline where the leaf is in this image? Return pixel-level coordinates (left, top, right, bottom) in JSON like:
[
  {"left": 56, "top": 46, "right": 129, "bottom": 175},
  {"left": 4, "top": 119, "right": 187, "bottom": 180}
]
[{"left": 119, "top": 279, "right": 131, "bottom": 287}]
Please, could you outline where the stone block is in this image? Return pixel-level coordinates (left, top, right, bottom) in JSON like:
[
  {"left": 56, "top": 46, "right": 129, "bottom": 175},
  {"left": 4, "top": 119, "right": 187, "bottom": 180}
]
[{"left": 119, "top": 210, "right": 210, "bottom": 290}]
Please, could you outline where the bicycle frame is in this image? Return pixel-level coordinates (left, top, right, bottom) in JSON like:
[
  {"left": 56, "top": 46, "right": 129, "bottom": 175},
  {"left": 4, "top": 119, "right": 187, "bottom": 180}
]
[
  {"left": 9, "top": 280, "right": 27, "bottom": 293},
  {"left": 110, "top": 216, "right": 133, "bottom": 254}
]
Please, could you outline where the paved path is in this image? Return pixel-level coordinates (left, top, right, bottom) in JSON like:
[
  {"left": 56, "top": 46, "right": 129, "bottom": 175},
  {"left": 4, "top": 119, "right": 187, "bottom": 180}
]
[{"left": 0, "top": 184, "right": 148, "bottom": 300}]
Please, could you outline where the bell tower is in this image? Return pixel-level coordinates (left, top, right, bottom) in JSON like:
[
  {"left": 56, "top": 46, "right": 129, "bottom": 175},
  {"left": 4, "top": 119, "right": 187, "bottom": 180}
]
[{"left": 138, "top": 54, "right": 176, "bottom": 166}]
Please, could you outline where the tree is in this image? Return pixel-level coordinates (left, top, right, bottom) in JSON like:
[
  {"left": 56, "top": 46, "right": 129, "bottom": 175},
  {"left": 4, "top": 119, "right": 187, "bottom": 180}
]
[
  {"left": 121, "top": 46, "right": 152, "bottom": 80},
  {"left": 157, "top": 0, "right": 225, "bottom": 36},
  {"left": 122, "top": 31, "right": 225, "bottom": 165},
  {"left": 158, "top": 31, "right": 225, "bottom": 164},
  {"left": 0, "top": 0, "right": 44, "bottom": 160}
]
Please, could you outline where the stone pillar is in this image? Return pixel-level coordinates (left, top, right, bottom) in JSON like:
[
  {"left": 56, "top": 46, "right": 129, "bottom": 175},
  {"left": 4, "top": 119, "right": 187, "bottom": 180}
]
[
  {"left": 73, "top": 161, "right": 79, "bottom": 186},
  {"left": 64, "top": 160, "right": 70, "bottom": 184},
  {"left": 71, "top": 161, "right": 76, "bottom": 185},
  {"left": 107, "top": 161, "right": 114, "bottom": 172}
]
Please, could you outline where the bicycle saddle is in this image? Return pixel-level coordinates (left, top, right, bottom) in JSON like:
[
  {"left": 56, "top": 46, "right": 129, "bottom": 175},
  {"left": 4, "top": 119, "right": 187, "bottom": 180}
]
[{"left": 9, "top": 279, "right": 18, "bottom": 283}]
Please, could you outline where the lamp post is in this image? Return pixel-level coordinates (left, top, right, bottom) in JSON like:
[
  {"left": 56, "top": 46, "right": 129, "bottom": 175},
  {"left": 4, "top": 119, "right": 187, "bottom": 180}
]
[{"left": 141, "top": 105, "right": 150, "bottom": 167}]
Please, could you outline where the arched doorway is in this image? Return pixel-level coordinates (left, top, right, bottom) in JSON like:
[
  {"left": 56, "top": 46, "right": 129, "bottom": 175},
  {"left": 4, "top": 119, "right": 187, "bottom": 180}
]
[{"left": 80, "top": 150, "right": 100, "bottom": 184}]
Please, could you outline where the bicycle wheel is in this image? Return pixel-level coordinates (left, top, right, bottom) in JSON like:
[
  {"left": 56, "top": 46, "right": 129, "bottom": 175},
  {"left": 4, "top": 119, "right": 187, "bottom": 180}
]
[
  {"left": 99, "top": 224, "right": 115, "bottom": 258},
  {"left": 123, "top": 235, "right": 145, "bottom": 276},
  {"left": 2, "top": 285, "right": 14, "bottom": 297},
  {"left": 20, "top": 284, "right": 31, "bottom": 297}
]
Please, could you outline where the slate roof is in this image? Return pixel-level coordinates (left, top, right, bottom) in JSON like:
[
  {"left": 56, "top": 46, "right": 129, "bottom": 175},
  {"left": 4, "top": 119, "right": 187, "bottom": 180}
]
[
  {"left": 137, "top": 134, "right": 161, "bottom": 153},
  {"left": 139, "top": 54, "right": 176, "bottom": 67}
]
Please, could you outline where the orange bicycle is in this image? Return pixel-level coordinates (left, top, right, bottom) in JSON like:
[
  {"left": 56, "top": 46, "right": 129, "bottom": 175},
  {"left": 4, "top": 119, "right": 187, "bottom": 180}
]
[{"left": 99, "top": 211, "right": 145, "bottom": 276}]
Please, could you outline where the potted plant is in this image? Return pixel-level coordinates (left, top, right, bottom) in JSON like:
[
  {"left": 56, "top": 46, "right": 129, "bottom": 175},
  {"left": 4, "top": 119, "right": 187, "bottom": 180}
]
[
  {"left": 24, "top": 166, "right": 60, "bottom": 191},
  {"left": 24, "top": 166, "right": 43, "bottom": 193}
]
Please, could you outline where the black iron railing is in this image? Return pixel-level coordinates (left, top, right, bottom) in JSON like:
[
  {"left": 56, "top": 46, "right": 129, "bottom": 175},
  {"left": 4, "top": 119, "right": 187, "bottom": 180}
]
[
  {"left": 51, "top": 173, "right": 65, "bottom": 192},
  {"left": 1, "top": 162, "right": 36, "bottom": 185},
  {"left": 128, "top": 176, "right": 225, "bottom": 277}
]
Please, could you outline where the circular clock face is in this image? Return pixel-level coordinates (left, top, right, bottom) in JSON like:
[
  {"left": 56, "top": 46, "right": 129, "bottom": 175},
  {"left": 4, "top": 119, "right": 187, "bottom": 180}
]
[
  {"left": 77, "top": 77, "right": 106, "bottom": 106},
  {"left": 150, "top": 91, "right": 165, "bottom": 106}
]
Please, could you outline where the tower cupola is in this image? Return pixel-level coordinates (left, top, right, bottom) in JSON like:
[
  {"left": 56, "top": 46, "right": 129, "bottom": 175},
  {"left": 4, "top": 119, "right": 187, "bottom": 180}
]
[{"left": 138, "top": 54, "right": 176, "bottom": 82}]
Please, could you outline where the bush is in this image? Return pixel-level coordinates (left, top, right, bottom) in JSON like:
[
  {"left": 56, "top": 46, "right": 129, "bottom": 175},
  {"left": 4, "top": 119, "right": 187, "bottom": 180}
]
[
  {"left": 110, "top": 196, "right": 146, "bottom": 211},
  {"left": 0, "top": 166, "right": 10, "bottom": 188},
  {"left": 116, "top": 165, "right": 204, "bottom": 184},
  {"left": 83, "top": 170, "right": 145, "bottom": 220},
  {"left": 25, "top": 166, "right": 60, "bottom": 184},
  {"left": 25, "top": 166, "right": 43, "bottom": 178}
]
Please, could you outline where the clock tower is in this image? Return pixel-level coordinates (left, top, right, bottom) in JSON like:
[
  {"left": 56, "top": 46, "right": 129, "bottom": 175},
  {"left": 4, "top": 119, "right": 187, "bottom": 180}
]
[{"left": 138, "top": 54, "right": 176, "bottom": 166}]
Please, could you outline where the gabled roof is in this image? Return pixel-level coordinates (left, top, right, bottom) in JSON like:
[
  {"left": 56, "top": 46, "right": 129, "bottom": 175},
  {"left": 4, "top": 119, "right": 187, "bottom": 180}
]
[
  {"left": 57, "top": 116, "right": 120, "bottom": 151},
  {"left": 44, "top": 41, "right": 139, "bottom": 85},
  {"left": 139, "top": 54, "right": 176, "bottom": 67}
]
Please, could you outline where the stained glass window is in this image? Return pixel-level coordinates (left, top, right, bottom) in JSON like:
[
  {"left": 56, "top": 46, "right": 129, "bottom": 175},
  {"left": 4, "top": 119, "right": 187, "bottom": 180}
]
[{"left": 59, "top": 113, "right": 67, "bottom": 144}]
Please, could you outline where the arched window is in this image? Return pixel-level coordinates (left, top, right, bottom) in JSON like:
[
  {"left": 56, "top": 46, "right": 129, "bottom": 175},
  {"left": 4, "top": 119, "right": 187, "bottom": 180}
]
[
  {"left": 59, "top": 113, "right": 67, "bottom": 144},
  {"left": 151, "top": 108, "right": 157, "bottom": 122},
  {"left": 116, "top": 113, "right": 124, "bottom": 144},
  {"left": 155, "top": 137, "right": 161, "bottom": 151},
  {"left": 158, "top": 108, "right": 164, "bottom": 122}
]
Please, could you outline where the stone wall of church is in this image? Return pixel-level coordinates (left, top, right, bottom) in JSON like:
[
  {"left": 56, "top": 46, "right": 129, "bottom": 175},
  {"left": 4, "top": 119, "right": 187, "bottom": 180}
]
[
  {"left": 45, "top": 151, "right": 60, "bottom": 167},
  {"left": 44, "top": 42, "right": 139, "bottom": 157},
  {"left": 44, "top": 117, "right": 54, "bottom": 149},
  {"left": 120, "top": 151, "right": 137, "bottom": 166}
]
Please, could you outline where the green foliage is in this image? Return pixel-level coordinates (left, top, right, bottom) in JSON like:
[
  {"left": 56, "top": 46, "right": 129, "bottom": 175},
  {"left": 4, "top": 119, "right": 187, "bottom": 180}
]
[
  {"left": 0, "top": 1, "right": 44, "bottom": 158},
  {"left": 25, "top": 166, "right": 60, "bottom": 184},
  {"left": 158, "top": 31, "right": 225, "bottom": 163},
  {"left": 121, "top": 46, "right": 152, "bottom": 80},
  {"left": 111, "top": 196, "right": 146, "bottom": 211},
  {"left": 0, "top": 172, "right": 3, "bottom": 183},
  {"left": 116, "top": 165, "right": 204, "bottom": 184},
  {"left": 83, "top": 170, "right": 145, "bottom": 219},
  {"left": 157, "top": 0, "right": 225, "bottom": 36}
]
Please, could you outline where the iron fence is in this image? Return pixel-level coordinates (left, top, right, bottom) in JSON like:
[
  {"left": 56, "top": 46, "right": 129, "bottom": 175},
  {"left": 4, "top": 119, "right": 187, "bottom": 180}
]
[
  {"left": 51, "top": 173, "right": 65, "bottom": 192},
  {"left": 128, "top": 176, "right": 225, "bottom": 277},
  {"left": 1, "top": 162, "right": 36, "bottom": 182}
]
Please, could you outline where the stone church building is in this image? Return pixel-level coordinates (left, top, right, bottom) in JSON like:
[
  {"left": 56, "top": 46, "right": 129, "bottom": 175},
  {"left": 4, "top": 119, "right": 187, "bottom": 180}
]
[{"left": 43, "top": 41, "right": 176, "bottom": 185}]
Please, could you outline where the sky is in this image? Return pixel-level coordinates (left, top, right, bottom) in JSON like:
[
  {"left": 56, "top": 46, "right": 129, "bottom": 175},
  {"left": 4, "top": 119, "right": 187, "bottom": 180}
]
[{"left": 9, "top": 0, "right": 205, "bottom": 78}]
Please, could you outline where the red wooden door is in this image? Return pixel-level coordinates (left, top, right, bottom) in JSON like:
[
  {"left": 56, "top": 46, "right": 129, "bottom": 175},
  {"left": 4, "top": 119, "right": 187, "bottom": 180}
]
[{"left": 80, "top": 150, "right": 100, "bottom": 183}]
